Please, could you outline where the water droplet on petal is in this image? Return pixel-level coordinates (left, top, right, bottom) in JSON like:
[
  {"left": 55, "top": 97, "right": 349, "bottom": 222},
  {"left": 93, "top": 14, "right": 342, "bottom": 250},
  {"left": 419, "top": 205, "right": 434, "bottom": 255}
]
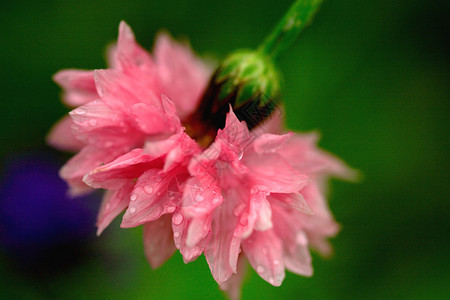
[
  {"left": 155, "top": 176, "right": 162, "bottom": 182},
  {"left": 144, "top": 185, "right": 154, "bottom": 194},
  {"left": 129, "top": 207, "right": 136, "bottom": 213},
  {"left": 173, "top": 231, "right": 180, "bottom": 238},
  {"left": 89, "top": 119, "right": 97, "bottom": 126},
  {"left": 273, "top": 260, "right": 280, "bottom": 266},
  {"left": 74, "top": 108, "right": 86, "bottom": 115},
  {"left": 257, "top": 266, "right": 265, "bottom": 274},
  {"left": 195, "top": 194, "right": 204, "bottom": 202},
  {"left": 130, "top": 194, "right": 138, "bottom": 201},
  {"left": 166, "top": 205, "right": 176, "bottom": 213},
  {"left": 173, "top": 213, "right": 183, "bottom": 225}
]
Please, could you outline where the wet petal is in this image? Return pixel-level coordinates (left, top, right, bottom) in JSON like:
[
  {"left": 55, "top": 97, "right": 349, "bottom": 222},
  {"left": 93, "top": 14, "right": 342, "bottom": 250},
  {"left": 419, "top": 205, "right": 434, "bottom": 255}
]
[
  {"left": 154, "top": 31, "right": 212, "bottom": 118},
  {"left": 143, "top": 214, "right": 177, "bottom": 268},
  {"left": 253, "top": 132, "right": 293, "bottom": 153},
  {"left": 96, "top": 182, "right": 134, "bottom": 235},
  {"left": 219, "top": 255, "right": 248, "bottom": 300},
  {"left": 53, "top": 69, "right": 97, "bottom": 106},
  {"left": 46, "top": 116, "right": 84, "bottom": 152},
  {"left": 121, "top": 169, "right": 188, "bottom": 228},
  {"left": 242, "top": 229, "right": 285, "bottom": 286},
  {"left": 84, "top": 149, "right": 162, "bottom": 189},
  {"left": 244, "top": 152, "right": 309, "bottom": 193},
  {"left": 60, "top": 146, "right": 123, "bottom": 195}
]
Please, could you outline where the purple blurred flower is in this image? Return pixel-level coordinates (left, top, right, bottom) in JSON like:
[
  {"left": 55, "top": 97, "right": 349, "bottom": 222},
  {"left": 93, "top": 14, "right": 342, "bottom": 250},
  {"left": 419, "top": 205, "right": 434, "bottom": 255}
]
[{"left": 0, "top": 151, "right": 99, "bottom": 270}]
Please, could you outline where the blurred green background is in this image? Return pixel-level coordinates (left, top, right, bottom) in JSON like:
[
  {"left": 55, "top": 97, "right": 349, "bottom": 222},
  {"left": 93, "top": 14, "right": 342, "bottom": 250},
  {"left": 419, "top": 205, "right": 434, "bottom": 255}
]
[{"left": 0, "top": 0, "right": 449, "bottom": 299}]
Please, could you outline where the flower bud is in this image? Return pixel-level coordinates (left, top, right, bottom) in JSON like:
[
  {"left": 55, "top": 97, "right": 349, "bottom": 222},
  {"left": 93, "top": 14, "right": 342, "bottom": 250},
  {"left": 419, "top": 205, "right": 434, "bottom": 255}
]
[{"left": 193, "top": 49, "right": 281, "bottom": 132}]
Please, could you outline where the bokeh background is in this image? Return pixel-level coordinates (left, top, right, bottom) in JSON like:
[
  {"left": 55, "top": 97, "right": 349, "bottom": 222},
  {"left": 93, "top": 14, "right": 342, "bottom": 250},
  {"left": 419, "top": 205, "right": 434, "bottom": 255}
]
[{"left": 1, "top": 0, "right": 449, "bottom": 299}]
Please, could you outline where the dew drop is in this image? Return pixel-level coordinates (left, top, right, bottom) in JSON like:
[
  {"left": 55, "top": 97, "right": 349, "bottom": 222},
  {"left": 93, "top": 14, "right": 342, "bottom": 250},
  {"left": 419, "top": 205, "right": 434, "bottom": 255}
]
[
  {"left": 155, "top": 176, "right": 162, "bottom": 182},
  {"left": 144, "top": 185, "right": 154, "bottom": 194},
  {"left": 166, "top": 205, "right": 176, "bottom": 213},
  {"left": 173, "top": 213, "right": 183, "bottom": 225},
  {"left": 173, "top": 231, "right": 180, "bottom": 238},
  {"left": 273, "top": 260, "right": 280, "bottom": 266},
  {"left": 257, "top": 266, "right": 265, "bottom": 274},
  {"left": 195, "top": 194, "right": 204, "bottom": 202},
  {"left": 130, "top": 194, "right": 138, "bottom": 201},
  {"left": 129, "top": 207, "right": 136, "bottom": 213},
  {"left": 250, "top": 187, "right": 259, "bottom": 195},
  {"left": 74, "top": 108, "right": 86, "bottom": 115},
  {"left": 89, "top": 119, "right": 97, "bottom": 126}
]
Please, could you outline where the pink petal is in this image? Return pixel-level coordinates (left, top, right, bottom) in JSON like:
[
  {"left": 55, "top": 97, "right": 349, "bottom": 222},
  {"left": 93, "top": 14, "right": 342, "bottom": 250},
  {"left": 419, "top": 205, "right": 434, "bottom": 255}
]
[
  {"left": 242, "top": 229, "right": 285, "bottom": 286},
  {"left": 299, "top": 183, "right": 340, "bottom": 256},
  {"left": 252, "top": 192, "right": 273, "bottom": 232},
  {"left": 283, "top": 240, "right": 313, "bottom": 276},
  {"left": 219, "top": 255, "right": 249, "bottom": 300},
  {"left": 96, "top": 182, "right": 134, "bottom": 235},
  {"left": 172, "top": 212, "right": 208, "bottom": 263},
  {"left": 131, "top": 103, "right": 173, "bottom": 135},
  {"left": 182, "top": 177, "right": 223, "bottom": 217},
  {"left": 130, "top": 96, "right": 181, "bottom": 136},
  {"left": 271, "top": 192, "right": 314, "bottom": 215},
  {"left": 181, "top": 177, "right": 222, "bottom": 247},
  {"left": 278, "top": 133, "right": 356, "bottom": 179},
  {"left": 93, "top": 69, "right": 160, "bottom": 112},
  {"left": 204, "top": 188, "right": 244, "bottom": 284},
  {"left": 46, "top": 116, "right": 84, "bottom": 152},
  {"left": 154, "top": 31, "right": 212, "bottom": 118},
  {"left": 121, "top": 168, "right": 188, "bottom": 228},
  {"left": 53, "top": 69, "right": 98, "bottom": 107},
  {"left": 115, "top": 21, "right": 155, "bottom": 73},
  {"left": 271, "top": 202, "right": 313, "bottom": 276},
  {"left": 185, "top": 215, "right": 211, "bottom": 248},
  {"left": 60, "top": 146, "right": 123, "bottom": 196},
  {"left": 83, "top": 148, "right": 163, "bottom": 189},
  {"left": 70, "top": 99, "right": 143, "bottom": 148},
  {"left": 217, "top": 108, "right": 250, "bottom": 148},
  {"left": 244, "top": 152, "right": 309, "bottom": 193},
  {"left": 143, "top": 214, "right": 177, "bottom": 268},
  {"left": 253, "top": 132, "right": 294, "bottom": 154}
]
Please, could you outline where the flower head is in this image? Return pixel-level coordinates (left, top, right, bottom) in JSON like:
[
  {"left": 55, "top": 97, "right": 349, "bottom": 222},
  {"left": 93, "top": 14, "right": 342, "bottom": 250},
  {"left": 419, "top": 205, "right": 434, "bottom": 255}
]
[{"left": 49, "top": 3, "right": 353, "bottom": 297}]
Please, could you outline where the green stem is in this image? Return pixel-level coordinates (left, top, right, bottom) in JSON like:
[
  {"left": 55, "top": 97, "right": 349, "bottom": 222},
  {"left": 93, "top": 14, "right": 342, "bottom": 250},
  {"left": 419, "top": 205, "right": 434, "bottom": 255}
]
[{"left": 258, "top": 0, "right": 323, "bottom": 60}]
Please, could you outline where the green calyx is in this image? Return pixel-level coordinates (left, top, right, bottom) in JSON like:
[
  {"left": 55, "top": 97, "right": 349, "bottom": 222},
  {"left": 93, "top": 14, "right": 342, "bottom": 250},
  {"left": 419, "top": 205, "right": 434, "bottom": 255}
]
[{"left": 215, "top": 50, "right": 280, "bottom": 108}]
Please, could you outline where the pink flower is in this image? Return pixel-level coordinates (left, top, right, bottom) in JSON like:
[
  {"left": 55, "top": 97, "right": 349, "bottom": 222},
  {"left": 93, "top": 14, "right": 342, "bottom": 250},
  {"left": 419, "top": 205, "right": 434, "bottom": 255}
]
[
  {"left": 47, "top": 21, "right": 211, "bottom": 195},
  {"left": 49, "top": 21, "right": 354, "bottom": 298}
]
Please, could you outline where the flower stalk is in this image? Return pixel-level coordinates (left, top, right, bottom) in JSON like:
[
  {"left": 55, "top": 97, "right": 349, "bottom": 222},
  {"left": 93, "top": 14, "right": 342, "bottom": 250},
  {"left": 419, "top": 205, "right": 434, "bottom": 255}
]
[{"left": 259, "top": 0, "right": 324, "bottom": 60}]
